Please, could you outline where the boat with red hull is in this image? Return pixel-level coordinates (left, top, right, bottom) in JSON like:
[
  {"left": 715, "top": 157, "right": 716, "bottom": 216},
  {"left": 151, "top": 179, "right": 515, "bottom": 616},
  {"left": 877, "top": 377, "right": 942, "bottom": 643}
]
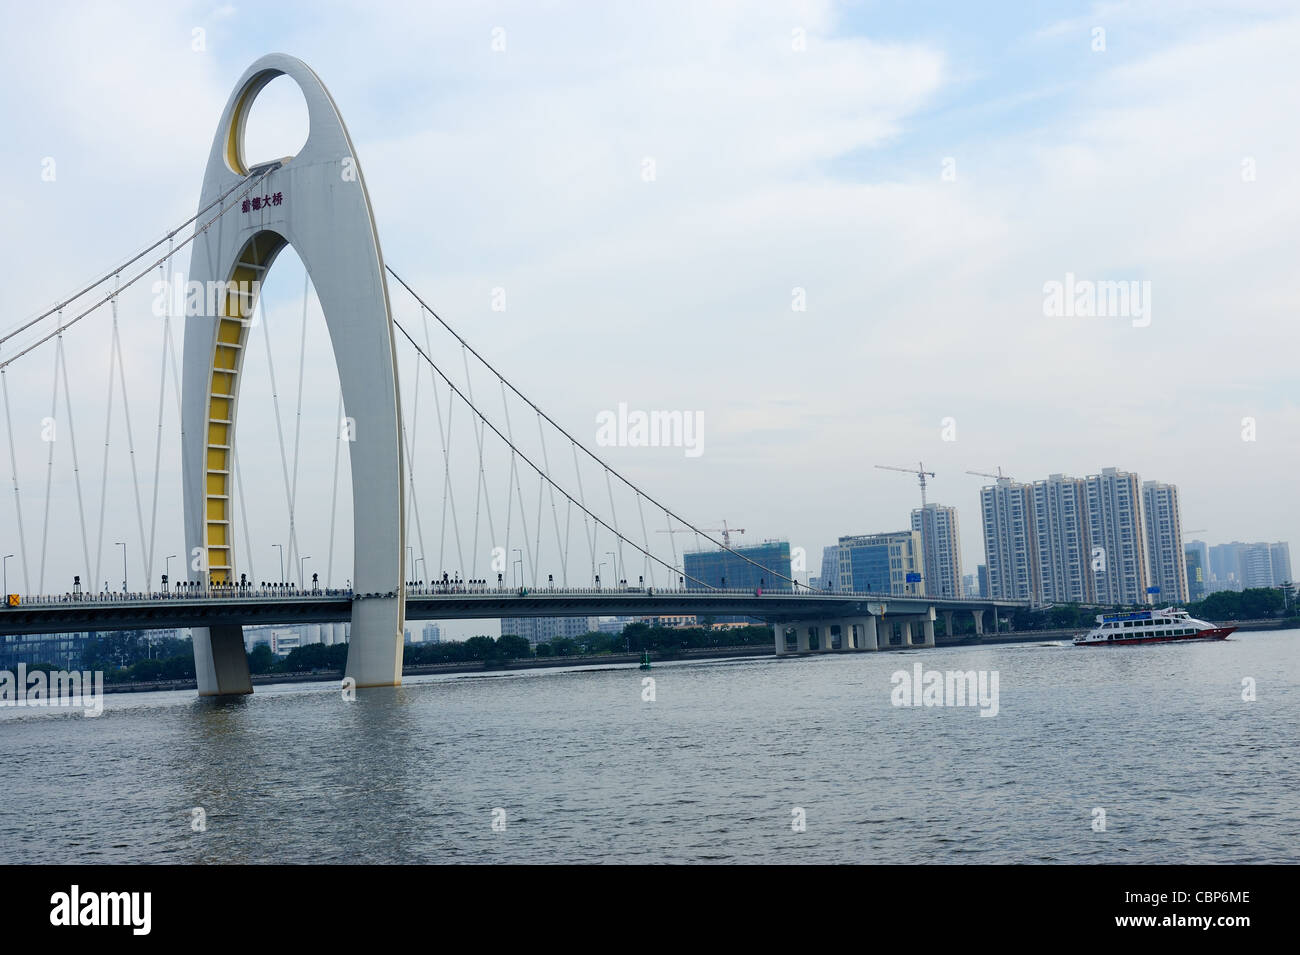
[{"left": 1073, "top": 607, "right": 1235, "bottom": 646}]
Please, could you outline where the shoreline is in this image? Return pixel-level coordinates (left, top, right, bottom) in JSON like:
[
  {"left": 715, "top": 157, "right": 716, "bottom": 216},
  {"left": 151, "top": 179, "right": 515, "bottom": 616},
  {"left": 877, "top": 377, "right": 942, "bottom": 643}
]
[{"left": 93, "top": 620, "right": 1296, "bottom": 695}]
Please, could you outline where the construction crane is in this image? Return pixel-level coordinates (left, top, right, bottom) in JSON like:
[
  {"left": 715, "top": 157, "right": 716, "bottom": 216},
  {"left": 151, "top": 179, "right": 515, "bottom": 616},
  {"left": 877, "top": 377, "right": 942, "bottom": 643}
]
[
  {"left": 966, "top": 467, "right": 1013, "bottom": 482},
  {"left": 658, "top": 519, "right": 746, "bottom": 549},
  {"left": 875, "top": 462, "right": 935, "bottom": 508}
]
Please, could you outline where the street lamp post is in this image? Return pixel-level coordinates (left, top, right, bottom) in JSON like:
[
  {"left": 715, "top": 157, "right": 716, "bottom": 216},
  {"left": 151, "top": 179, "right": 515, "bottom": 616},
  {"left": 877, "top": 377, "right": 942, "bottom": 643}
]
[
  {"left": 607, "top": 551, "right": 617, "bottom": 587},
  {"left": 415, "top": 558, "right": 425, "bottom": 586},
  {"left": 512, "top": 548, "right": 522, "bottom": 588},
  {"left": 273, "top": 544, "right": 284, "bottom": 584},
  {"left": 2, "top": 554, "right": 12, "bottom": 599},
  {"left": 164, "top": 554, "right": 176, "bottom": 594},
  {"left": 300, "top": 556, "right": 311, "bottom": 592},
  {"left": 115, "top": 542, "right": 127, "bottom": 594}
]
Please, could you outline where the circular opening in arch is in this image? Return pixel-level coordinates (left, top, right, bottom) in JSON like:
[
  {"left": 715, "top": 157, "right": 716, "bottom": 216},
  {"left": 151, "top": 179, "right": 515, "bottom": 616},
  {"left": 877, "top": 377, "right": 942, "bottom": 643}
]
[{"left": 234, "top": 73, "right": 310, "bottom": 173}]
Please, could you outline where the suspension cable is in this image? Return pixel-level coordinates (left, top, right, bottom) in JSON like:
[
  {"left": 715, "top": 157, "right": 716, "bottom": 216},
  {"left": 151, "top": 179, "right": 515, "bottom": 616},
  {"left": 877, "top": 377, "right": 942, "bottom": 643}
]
[
  {"left": 37, "top": 341, "right": 60, "bottom": 592},
  {"left": 385, "top": 265, "right": 798, "bottom": 588},
  {"left": 288, "top": 271, "right": 309, "bottom": 583},
  {"left": 0, "top": 168, "right": 276, "bottom": 372},
  {"left": 56, "top": 333, "right": 92, "bottom": 586},
  {"left": 1, "top": 361, "right": 31, "bottom": 594},
  {"left": 0, "top": 171, "right": 265, "bottom": 348},
  {"left": 392, "top": 317, "right": 717, "bottom": 591}
]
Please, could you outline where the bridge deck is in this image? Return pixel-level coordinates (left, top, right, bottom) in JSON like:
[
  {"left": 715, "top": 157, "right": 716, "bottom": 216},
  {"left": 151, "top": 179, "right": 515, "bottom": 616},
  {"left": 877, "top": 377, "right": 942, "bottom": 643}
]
[{"left": 0, "top": 588, "right": 1027, "bottom": 636}]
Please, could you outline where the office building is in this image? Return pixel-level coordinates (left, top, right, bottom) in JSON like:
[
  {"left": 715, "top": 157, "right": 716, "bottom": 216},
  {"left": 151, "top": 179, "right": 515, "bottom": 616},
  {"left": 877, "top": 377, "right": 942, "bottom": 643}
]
[
  {"left": 1184, "top": 544, "right": 1207, "bottom": 601},
  {"left": 683, "top": 540, "right": 793, "bottom": 592},
  {"left": 836, "top": 530, "right": 924, "bottom": 596},
  {"left": 812, "top": 545, "right": 841, "bottom": 593},
  {"left": 1184, "top": 540, "right": 1210, "bottom": 596}
]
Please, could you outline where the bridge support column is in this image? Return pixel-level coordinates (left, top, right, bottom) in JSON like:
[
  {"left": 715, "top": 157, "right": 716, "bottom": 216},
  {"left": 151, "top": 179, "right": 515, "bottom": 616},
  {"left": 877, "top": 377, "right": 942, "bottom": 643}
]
[
  {"left": 814, "top": 623, "right": 832, "bottom": 653},
  {"left": 942, "top": 610, "right": 954, "bottom": 639},
  {"left": 902, "top": 618, "right": 914, "bottom": 646},
  {"left": 972, "top": 608, "right": 985, "bottom": 635},
  {"left": 921, "top": 612, "right": 936, "bottom": 648},
  {"left": 850, "top": 617, "right": 878, "bottom": 651},
  {"left": 796, "top": 622, "right": 811, "bottom": 653},
  {"left": 194, "top": 624, "right": 252, "bottom": 697},
  {"left": 835, "top": 621, "right": 852, "bottom": 651},
  {"left": 345, "top": 597, "right": 405, "bottom": 688},
  {"left": 774, "top": 624, "right": 788, "bottom": 656}
]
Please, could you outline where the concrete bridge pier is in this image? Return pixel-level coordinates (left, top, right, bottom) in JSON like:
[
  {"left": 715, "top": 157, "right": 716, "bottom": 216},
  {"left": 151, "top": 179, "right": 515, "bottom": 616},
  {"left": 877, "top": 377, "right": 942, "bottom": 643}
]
[
  {"left": 851, "top": 616, "right": 878, "bottom": 651},
  {"left": 795, "top": 621, "right": 812, "bottom": 653},
  {"left": 814, "top": 623, "right": 832, "bottom": 653},
  {"left": 942, "top": 609, "right": 954, "bottom": 640},
  {"left": 194, "top": 624, "right": 252, "bottom": 696},
  {"left": 835, "top": 621, "right": 853, "bottom": 651},
  {"left": 901, "top": 618, "right": 914, "bottom": 647},
  {"left": 972, "top": 608, "right": 985, "bottom": 635},
  {"left": 774, "top": 624, "right": 788, "bottom": 656},
  {"left": 920, "top": 611, "right": 936, "bottom": 648}
]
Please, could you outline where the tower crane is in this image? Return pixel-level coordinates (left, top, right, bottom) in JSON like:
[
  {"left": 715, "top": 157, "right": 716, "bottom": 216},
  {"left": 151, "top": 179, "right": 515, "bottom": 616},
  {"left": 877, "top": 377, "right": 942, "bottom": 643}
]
[
  {"left": 874, "top": 462, "right": 935, "bottom": 508},
  {"left": 966, "top": 467, "right": 1013, "bottom": 482},
  {"left": 658, "top": 519, "right": 746, "bottom": 549}
]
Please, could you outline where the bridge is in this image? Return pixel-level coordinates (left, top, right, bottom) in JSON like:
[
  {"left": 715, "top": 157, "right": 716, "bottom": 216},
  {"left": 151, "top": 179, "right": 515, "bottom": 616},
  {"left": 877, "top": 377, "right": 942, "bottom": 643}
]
[
  {"left": 0, "top": 585, "right": 1022, "bottom": 647},
  {"left": 0, "top": 54, "right": 1028, "bottom": 694}
]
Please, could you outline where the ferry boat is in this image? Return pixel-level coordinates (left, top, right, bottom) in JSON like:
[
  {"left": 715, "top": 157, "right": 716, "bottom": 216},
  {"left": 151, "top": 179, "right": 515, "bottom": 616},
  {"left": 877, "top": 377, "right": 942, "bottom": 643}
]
[{"left": 1073, "top": 608, "right": 1235, "bottom": 646}]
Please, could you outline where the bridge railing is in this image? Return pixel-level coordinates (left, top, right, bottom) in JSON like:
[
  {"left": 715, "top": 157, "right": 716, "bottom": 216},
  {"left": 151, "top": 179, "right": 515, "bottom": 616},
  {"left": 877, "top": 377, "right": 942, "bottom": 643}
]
[{"left": 2, "top": 583, "right": 1007, "bottom": 609}]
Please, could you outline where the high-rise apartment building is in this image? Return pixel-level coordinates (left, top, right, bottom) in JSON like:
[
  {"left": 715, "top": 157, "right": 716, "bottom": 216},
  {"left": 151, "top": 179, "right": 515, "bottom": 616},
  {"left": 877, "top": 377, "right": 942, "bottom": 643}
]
[
  {"left": 1239, "top": 543, "right": 1276, "bottom": 589},
  {"left": 910, "top": 503, "right": 962, "bottom": 598},
  {"left": 980, "top": 478, "right": 1038, "bottom": 601},
  {"left": 979, "top": 467, "right": 1182, "bottom": 607},
  {"left": 1031, "top": 474, "right": 1093, "bottom": 603},
  {"left": 1142, "top": 480, "right": 1188, "bottom": 603},
  {"left": 1209, "top": 541, "right": 1293, "bottom": 590},
  {"left": 499, "top": 615, "right": 597, "bottom": 646},
  {"left": 1085, "top": 467, "right": 1148, "bottom": 605},
  {"left": 1269, "top": 543, "right": 1292, "bottom": 586}
]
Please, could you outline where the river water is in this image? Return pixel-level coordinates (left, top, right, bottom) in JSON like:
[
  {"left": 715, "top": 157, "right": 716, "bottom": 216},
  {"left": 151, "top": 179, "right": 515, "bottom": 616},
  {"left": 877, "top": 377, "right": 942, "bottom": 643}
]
[{"left": 2, "top": 631, "right": 1296, "bottom": 863}]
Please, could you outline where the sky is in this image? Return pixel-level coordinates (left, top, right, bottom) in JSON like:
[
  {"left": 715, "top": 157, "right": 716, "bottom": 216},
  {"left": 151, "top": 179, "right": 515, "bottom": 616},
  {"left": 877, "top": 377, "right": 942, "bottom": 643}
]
[{"left": 1, "top": 0, "right": 1298, "bottom": 639}]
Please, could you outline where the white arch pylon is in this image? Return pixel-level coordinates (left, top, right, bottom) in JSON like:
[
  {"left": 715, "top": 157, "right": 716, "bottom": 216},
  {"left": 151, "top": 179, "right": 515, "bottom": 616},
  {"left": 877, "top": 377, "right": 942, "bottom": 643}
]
[{"left": 182, "top": 53, "right": 406, "bottom": 695}]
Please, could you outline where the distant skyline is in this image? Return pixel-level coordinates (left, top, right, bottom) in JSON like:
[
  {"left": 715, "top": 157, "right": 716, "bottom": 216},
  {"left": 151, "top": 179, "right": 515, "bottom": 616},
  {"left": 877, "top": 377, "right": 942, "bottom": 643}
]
[{"left": 3, "top": 1, "right": 1299, "bottom": 641}]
